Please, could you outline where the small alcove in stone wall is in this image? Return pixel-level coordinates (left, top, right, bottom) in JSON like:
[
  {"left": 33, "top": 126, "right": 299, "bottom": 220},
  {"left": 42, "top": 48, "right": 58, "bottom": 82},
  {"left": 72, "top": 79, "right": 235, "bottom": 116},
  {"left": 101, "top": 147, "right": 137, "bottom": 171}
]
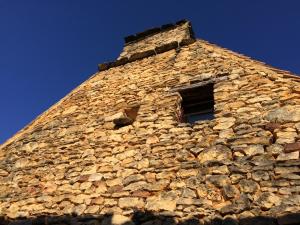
[{"left": 113, "top": 105, "right": 140, "bottom": 129}]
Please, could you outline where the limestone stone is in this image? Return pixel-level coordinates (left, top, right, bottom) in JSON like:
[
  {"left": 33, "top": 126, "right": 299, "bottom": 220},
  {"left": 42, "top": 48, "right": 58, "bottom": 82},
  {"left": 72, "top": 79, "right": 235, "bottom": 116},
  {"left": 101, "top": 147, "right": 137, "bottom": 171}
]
[
  {"left": 177, "top": 169, "right": 198, "bottom": 178},
  {"left": 277, "top": 151, "right": 299, "bottom": 161},
  {"left": 265, "top": 105, "right": 300, "bottom": 122},
  {"left": 220, "top": 194, "right": 250, "bottom": 215},
  {"left": 95, "top": 181, "right": 108, "bottom": 193},
  {"left": 207, "top": 175, "right": 230, "bottom": 187},
  {"left": 104, "top": 198, "right": 117, "bottom": 206},
  {"left": 243, "top": 145, "right": 264, "bottom": 156},
  {"left": 145, "top": 196, "right": 177, "bottom": 212},
  {"left": 91, "top": 197, "right": 104, "bottom": 205},
  {"left": 219, "top": 128, "right": 235, "bottom": 139},
  {"left": 223, "top": 185, "right": 240, "bottom": 199},
  {"left": 275, "top": 166, "right": 300, "bottom": 174},
  {"left": 80, "top": 181, "right": 92, "bottom": 190},
  {"left": 116, "top": 150, "right": 137, "bottom": 160},
  {"left": 73, "top": 204, "right": 87, "bottom": 215},
  {"left": 213, "top": 117, "right": 236, "bottom": 130},
  {"left": 62, "top": 105, "right": 78, "bottom": 115},
  {"left": 239, "top": 179, "right": 259, "bottom": 193},
  {"left": 210, "top": 165, "right": 229, "bottom": 175},
  {"left": 256, "top": 192, "right": 281, "bottom": 210},
  {"left": 198, "top": 145, "right": 232, "bottom": 163},
  {"left": 123, "top": 174, "right": 145, "bottom": 185},
  {"left": 252, "top": 171, "right": 269, "bottom": 181},
  {"left": 118, "top": 197, "right": 144, "bottom": 209},
  {"left": 70, "top": 194, "right": 90, "bottom": 204},
  {"left": 276, "top": 131, "right": 297, "bottom": 144},
  {"left": 144, "top": 180, "right": 169, "bottom": 191},
  {"left": 124, "top": 181, "right": 148, "bottom": 191},
  {"left": 196, "top": 185, "right": 208, "bottom": 198},
  {"left": 85, "top": 205, "right": 100, "bottom": 214},
  {"left": 136, "top": 158, "right": 150, "bottom": 169},
  {"left": 106, "top": 178, "right": 123, "bottom": 187},
  {"left": 146, "top": 135, "right": 160, "bottom": 144},
  {"left": 231, "top": 136, "right": 272, "bottom": 145},
  {"left": 247, "top": 96, "right": 272, "bottom": 104},
  {"left": 42, "top": 181, "right": 57, "bottom": 193},
  {"left": 15, "top": 158, "right": 30, "bottom": 168},
  {"left": 177, "top": 197, "right": 203, "bottom": 205},
  {"left": 88, "top": 173, "right": 103, "bottom": 182},
  {"left": 81, "top": 165, "right": 98, "bottom": 175}
]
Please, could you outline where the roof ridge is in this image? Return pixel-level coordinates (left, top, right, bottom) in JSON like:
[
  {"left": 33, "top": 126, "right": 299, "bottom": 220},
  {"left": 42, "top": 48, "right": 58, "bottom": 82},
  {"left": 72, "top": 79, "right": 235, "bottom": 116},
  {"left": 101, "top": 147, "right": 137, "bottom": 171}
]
[
  {"left": 0, "top": 71, "right": 100, "bottom": 150},
  {"left": 200, "top": 39, "right": 300, "bottom": 80}
]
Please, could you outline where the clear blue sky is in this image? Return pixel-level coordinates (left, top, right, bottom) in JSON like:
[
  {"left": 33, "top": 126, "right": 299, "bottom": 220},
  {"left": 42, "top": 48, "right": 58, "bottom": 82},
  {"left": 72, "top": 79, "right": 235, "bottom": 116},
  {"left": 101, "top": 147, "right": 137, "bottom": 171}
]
[{"left": 1, "top": 0, "right": 300, "bottom": 144}]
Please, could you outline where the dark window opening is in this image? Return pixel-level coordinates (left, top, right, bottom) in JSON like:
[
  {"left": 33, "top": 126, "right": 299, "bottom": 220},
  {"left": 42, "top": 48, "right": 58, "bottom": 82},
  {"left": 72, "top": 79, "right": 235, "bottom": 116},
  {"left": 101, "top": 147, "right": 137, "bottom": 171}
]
[
  {"left": 113, "top": 105, "right": 140, "bottom": 128},
  {"left": 179, "top": 83, "right": 214, "bottom": 123}
]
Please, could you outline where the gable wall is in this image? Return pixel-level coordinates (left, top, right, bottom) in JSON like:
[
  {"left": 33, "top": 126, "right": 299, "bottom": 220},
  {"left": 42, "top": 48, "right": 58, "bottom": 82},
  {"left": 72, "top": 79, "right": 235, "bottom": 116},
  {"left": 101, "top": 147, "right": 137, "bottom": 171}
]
[{"left": 0, "top": 39, "right": 300, "bottom": 223}]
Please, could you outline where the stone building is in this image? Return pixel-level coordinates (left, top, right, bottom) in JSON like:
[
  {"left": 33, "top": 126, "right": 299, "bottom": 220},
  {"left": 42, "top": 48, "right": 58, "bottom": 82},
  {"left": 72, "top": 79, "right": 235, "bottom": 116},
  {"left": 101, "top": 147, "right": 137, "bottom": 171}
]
[{"left": 1, "top": 20, "right": 300, "bottom": 225}]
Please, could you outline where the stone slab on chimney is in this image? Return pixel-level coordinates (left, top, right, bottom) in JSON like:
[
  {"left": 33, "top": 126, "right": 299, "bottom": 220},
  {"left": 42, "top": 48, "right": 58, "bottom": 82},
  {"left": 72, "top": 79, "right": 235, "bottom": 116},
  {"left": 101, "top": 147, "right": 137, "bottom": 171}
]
[{"left": 118, "top": 20, "right": 194, "bottom": 60}]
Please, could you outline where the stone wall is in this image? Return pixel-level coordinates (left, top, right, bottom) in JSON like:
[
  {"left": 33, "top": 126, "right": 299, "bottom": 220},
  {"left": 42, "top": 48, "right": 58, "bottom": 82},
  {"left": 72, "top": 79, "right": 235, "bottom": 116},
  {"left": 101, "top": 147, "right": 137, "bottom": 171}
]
[{"left": 0, "top": 21, "right": 300, "bottom": 224}]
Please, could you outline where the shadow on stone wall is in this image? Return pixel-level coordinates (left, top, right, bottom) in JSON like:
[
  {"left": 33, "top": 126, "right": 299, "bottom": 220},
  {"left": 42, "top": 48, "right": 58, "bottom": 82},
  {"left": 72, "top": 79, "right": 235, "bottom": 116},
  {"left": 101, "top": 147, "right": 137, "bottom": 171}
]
[{"left": 1, "top": 211, "right": 300, "bottom": 225}]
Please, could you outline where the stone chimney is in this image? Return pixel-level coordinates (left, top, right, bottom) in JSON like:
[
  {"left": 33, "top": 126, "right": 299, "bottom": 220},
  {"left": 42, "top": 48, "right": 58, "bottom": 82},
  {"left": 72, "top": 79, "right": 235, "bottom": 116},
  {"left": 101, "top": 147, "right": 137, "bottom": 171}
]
[
  {"left": 98, "top": 20, "right": 195, "bottom": 71},
  {"left": 118, "top": 19, "right": 195, "bottom": 60}
]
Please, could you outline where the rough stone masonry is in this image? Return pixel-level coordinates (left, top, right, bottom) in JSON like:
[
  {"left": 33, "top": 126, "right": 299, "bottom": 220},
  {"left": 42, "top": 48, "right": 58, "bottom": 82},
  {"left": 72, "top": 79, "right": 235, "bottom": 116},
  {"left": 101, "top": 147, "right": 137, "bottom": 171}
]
[{"left": 0, "top": 20, "right": 300, "bottom": 225}]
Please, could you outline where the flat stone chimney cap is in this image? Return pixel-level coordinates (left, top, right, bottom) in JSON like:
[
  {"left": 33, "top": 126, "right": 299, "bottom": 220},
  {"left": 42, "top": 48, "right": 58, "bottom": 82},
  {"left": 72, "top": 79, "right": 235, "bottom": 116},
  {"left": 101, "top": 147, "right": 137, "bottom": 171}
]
[
  {"left": 124, "top": 19, "right": 194, "bottom": 45},
  {"left": 98, "top": 19, "right": 196, "bottom": 71}
]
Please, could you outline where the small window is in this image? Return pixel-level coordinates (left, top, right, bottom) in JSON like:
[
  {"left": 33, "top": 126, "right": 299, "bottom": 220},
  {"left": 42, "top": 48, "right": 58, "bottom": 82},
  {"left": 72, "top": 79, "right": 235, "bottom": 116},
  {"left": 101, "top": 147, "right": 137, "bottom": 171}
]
[{"left": 179, "top": 83, "right": 214, "bottom": 123}]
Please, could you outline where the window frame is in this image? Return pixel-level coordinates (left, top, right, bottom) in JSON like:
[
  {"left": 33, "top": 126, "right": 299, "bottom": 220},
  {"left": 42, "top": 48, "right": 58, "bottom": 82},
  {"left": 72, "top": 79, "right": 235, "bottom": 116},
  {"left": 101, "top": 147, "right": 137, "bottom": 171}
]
[{"left": 178, "top": 82, "right": 215, "bottom": 124}]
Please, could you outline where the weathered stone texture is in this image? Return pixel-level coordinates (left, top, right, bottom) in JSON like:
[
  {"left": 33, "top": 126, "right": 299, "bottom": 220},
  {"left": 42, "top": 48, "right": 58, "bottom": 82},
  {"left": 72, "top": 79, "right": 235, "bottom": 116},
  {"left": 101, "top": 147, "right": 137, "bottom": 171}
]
[{"left": 0, "top": 20, "right": 300, "bottom": 224}]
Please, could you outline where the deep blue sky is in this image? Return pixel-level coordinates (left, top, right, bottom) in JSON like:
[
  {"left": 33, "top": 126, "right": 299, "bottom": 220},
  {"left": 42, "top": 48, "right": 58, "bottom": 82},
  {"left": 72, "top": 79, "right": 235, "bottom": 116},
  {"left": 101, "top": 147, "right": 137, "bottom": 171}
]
[{"left": 1, "top": 1, "right": 300, "bottom": 144}]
